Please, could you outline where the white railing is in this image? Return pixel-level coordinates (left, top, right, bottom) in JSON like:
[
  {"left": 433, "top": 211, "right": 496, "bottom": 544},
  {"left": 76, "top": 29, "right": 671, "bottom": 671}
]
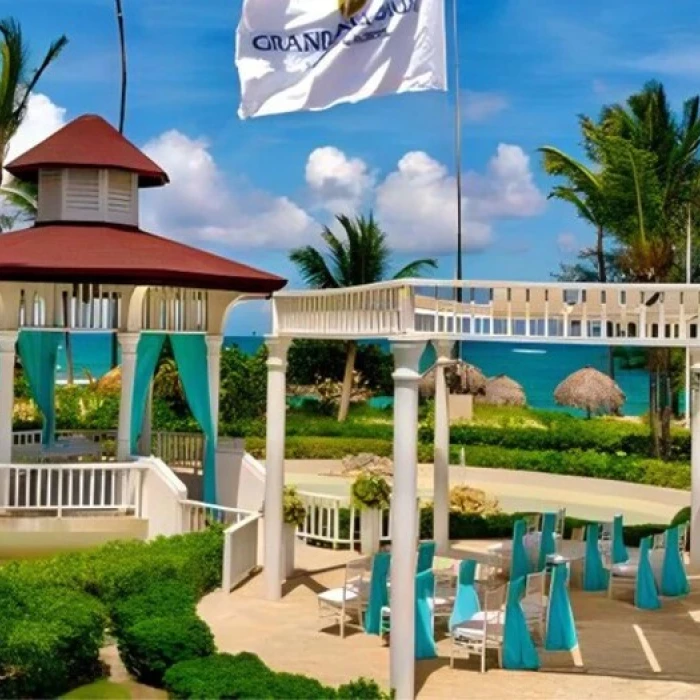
[
  {"left": 155, "top": 431, "right": 204, "bottom": 472},
  {"left": 273, "top": 279, "right": 700, "bottom": 347},
  {"left": 181, "top": 499, "right": 253, "bottom": 533},
  {"left": 296, "top": 491, "right": 356, "bottom": 549},
  {"left": 0, "top": 462, "right": 144, "bottom": 516},
  {"left": 222, "top": 511, "right": 262, "bottom": 592}
]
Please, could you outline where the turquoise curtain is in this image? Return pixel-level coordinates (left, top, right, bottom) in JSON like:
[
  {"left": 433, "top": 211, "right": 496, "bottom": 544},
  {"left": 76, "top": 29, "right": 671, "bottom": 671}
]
[
  {"left": 503, "top": 576, "right": 540, "bottom": 670},
  {"left": 510, "top": 519, "right": 530, "bottom": 581},
  {"left": 449, "top": 559, "right": 480, "bottom": 630},
  {"left": 612, "top": 514, "right": 629, "bottom": 564},
  {"left": 17, "top": 330, "right": 62, "bottom": 445},
  {"left": 545, "top": 562, "right": 578, "bottom": 652},
  {"left": 170, "top": 334, "right": 217, "bottom": 503},
  {"left": 415, "top": 569, "right": 437, "bottom": 659},
  {"left": 635, "top": 536, "right": 661, "bottom": 610},
  {"left": 417, "top": 540, "right": 436, "bottom": 573},
  {"left": 538, "top": 512, "right": 557, "bottom": 571},
  {"left": 129, "top": 333, "right": 166, "bottom": 454},
  {"left": 583, "top": 523, "right": 609, "bottom": 592},
  {"left": 661, "top": 526, "right": 689, "bottom": 597},
  {"left": 364, "top": 552, "right": 390, "bottom": 635}
]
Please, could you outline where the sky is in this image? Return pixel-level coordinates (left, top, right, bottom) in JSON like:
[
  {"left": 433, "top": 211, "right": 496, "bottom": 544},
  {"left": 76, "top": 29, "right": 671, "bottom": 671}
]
[{"left": 6, "top": 0, "right": 700, "bottom": 334}]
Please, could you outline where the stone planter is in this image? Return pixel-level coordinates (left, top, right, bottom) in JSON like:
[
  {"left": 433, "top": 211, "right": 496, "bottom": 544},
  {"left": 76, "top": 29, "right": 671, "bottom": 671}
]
[
  {"left": 282, "top": 523, "right": 297, "bottom": 578},
  {"left": 360, "top": 508, "right": 382, "bottom": 555}
]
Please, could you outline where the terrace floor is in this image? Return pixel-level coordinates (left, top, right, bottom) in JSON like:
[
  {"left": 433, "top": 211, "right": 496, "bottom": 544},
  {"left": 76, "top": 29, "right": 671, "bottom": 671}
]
[{"left": 199, "top": 541, "right": 700, "bottom": 699}]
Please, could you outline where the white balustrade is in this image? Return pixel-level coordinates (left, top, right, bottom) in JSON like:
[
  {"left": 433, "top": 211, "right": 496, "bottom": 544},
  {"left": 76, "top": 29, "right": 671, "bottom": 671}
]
[
  {"left": 154, "top": 431, "right": 204, "bottom": 472},
  {"left": 296, "top": 491, "right": 355, "bottom": 549},
  {"left": 222, "top": 512, "right": 262, "bottom": 592},
  {"left": 0, "top": 462, "right": 143, "bottom": 515},
  {"left": 180, "top": 499, "right": 253, "bottom": 533}
]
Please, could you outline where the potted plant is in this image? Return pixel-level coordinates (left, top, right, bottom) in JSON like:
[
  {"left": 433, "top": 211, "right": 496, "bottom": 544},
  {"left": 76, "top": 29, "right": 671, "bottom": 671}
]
[
  {"left": 282, "top": 485, "right": 306, "bottom": 577},
  {"left": 351, "top": 472, "right": 392, "bottom": 555}
]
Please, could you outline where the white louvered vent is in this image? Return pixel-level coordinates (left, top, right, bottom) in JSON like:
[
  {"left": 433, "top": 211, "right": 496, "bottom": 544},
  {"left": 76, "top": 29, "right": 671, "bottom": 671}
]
[
  {"left": 65, "top": 168, "right": 100, "bottom": 220},
  {"left": 106, "top": 170, "right": 137, "bottom": 225},
  {"left": 36, "top": 169, "right": 62, "bottom": 222}
]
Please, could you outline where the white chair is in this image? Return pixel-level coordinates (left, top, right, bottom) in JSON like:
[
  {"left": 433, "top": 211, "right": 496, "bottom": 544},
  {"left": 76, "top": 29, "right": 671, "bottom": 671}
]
[
  {"left": 450, "top": 583, "right": 507, "bottom": 673},
  {"left": 524, "top": 513, "right": 542, "bottom": 534},
  {"left": 678, "top": 523, "right": 689, "bottom": 553},
  {"left": 433, "top": 569, "right": 456, "bottom": 625},
  {"left": 317, "top": 556, "right": 370, "bottom": 637},
  {"left": 607, "top": 549, "right": 639, "bottom": 599},
  {"left": 555, "top": 508, "right": 566, "bottom": 540},
  {"left": 521, "top": 571, "right": 546, "bottom": 640}
]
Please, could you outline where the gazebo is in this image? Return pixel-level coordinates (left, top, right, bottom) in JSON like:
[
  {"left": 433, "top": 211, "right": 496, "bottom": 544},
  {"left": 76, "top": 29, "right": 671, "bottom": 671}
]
[{"left": 0, "top": 114, "right": 285, "bottom": 503}]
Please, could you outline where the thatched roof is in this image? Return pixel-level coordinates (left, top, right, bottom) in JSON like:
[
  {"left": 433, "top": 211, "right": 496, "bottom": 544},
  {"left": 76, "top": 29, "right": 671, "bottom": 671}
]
[
  {"left": 95, "top": 366, "right": 121, "bottom": 392},
  {"left": 476, "top": 375, "right": 527, "bottom": 407},
  {"left": 554, "top": 366, "right": 625, "bottom": 416},
  {"left": 419, "top": 360, "right": 487, "bottom": 399}
]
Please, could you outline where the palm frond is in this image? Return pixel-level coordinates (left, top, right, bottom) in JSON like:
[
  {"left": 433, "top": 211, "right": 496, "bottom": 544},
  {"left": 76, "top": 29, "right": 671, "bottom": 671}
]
[
  {"left": 289, "top": 246, "right": 339, "bottom": 289},
  {"left": 392, "top": 258, "right": 437, "bottom": 280}
]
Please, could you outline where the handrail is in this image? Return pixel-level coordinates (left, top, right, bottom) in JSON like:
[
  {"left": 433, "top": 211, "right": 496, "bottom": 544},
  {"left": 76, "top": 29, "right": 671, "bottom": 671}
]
[{"left": 222, "top": 511, "right": 262, "bottom": 592}]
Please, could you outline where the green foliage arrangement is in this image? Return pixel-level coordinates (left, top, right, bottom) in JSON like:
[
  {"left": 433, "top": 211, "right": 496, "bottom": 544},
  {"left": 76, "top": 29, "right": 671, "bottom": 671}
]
[
  {"left": 351, "top": 472, "right": 392, "bottom": 511},
  {"left": 118, "top": 615, "right": 215, "bottom": 686},
  {"left": 283, "top": 485, "right": 307, "bottom": 527},
  {"left": 671, "top": 506, "right": 690, "bottom": 526},
  {"left": 164, "top": 652, "right": 390, "bottom": 700}
]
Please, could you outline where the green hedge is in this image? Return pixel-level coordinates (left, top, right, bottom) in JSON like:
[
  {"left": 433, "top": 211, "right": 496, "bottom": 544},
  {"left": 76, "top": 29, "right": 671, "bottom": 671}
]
[
  {"left": 0, "top": 530, "right": 224, "bottom": 698},
  {"left": 164, "top": 652, "right": 389, "bottom": 700},
  {"left": 247, "top": 437, "right": 690, "bottom": 490},
  {"left": 420, "top": 420, "right": 691, "bottom": 461}
]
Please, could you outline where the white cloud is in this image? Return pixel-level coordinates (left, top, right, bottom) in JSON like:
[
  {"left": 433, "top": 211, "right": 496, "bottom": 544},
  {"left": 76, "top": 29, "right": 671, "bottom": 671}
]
[
  {"left": 557, "top": 232, "right": 578, "bottom": 254},
  {"left": 462, "top": 90, "right": 509, "bottom": 123},
  {"left": 628, "top": 47, "right": 700, "bottom": 77},
  {"left": 141, "top": 130, "right": 315, "bottom": 249},
  {"left": 3, "top": 93, "right": 67, "bottom": 183},
  {"left": 373, "top": 146, "right": 545, "bottom": 253},
  {"left": 305, "top": 146, "right": 373, "bottom": 215}
]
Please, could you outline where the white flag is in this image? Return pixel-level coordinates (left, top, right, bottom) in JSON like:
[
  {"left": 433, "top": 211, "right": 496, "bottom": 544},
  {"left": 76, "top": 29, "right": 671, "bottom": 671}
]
[{"left": 236, "top": 0, "right": 447, "bottom": 119}]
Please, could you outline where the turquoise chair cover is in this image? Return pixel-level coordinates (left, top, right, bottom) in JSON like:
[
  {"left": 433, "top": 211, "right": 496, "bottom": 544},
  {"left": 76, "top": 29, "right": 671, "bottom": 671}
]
[
  {"left": 170, "top": 335, "right": 218, "bottom": 503},
  {"left": 415, "top": 569, "right": 437, "bottom": 659},
  {"left": 503, "top": 576, "right": 540, "bottom": 670},
  {"left": 417, "top": 541, "right": 436, "bottom": 573},
  {"left": 449, "top": 559, "right": 481, "bottom": 630},
  {"left": 538, "top": 512, "right": 557, "bottom": 571},
  {"left": 510, "top": 519, "right": 530, "bottom": 581},
  {"left": 545, "top": 562, "right": 578, "bottom": 652},
  {"left": 364, "top": 552, "right": 390, "bottom": 635},
  {"left": 17, "top": 330, "right": 62, "bottom": 446},
  {"left": 130, "top": 333, "right": 166, "bottom": 454},
  {"left": 635, "top": 536, "right": 661, "bottom": 610},
  {"left": 583, "top": 523, "right": 609, "bottom": 592},
  {"left": 661, "top": 526, "right": 689, "bottom": 597},
  {"left": 612, "top": 514, "right": 629, "bottom": 564}
]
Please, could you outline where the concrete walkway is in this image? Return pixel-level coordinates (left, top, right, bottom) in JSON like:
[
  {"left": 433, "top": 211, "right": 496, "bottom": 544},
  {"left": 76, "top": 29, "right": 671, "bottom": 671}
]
[
  {"left": 283, "top": 460, "right": 688, "bottom": 525},
  {"left": 200, "top": 541, "right": 700, "bottom": 699}
]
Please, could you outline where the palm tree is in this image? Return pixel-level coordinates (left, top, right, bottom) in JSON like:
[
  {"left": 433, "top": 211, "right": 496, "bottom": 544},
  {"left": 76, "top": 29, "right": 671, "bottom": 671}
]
[
  {"left": 290, "top": 213, "right": 437, "bottom": 421},
  {"left": 0, "top": 18, "right": 68, "bottom": 172}
]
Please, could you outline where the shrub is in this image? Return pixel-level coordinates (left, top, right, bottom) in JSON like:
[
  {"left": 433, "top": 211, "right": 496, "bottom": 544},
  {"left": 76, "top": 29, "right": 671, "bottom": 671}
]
[
  {"left": 118, "top": 615, "right": 215, "bottom": 687},
  {"left": 283, "top": 485, "right": 307, "bottom": 527},
  {"left": 337, "top": 678, "right": 390, "bottom": 699},
  {"left": 672, "top": 506, "right": 691, "bottom": 526},
  {"left": 351, "top": 472, "right": 392, "bottom": 510},
  {"left": 449, "top": 484, "right": 501, "bottom": 516}
]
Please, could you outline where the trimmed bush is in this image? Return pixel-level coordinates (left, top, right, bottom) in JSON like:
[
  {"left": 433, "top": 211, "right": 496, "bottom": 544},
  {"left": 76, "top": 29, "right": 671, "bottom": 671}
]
[
  {"left": 337, "top": 678, "right": 390, "bottom": 699},
  {"left": 672, "top": 506, "right": 691, "bottom": 526},
  {"left": 118, "top": 615, "right": 215, "bottom": 686}
]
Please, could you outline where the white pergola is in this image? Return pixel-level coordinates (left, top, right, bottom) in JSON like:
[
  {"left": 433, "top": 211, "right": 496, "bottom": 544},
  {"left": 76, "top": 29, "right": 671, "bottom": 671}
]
[{"left": 264, "top": 278, "right": 700, "bottom": 699}]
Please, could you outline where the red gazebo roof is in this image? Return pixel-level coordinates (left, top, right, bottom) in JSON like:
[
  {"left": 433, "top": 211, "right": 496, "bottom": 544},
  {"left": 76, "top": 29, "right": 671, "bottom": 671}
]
[
  {"left": 6, "top": 115, "right": 169, "bottom": 188},
  {"left": 0, "top": 223, "right": 286, "bottom": 294}
]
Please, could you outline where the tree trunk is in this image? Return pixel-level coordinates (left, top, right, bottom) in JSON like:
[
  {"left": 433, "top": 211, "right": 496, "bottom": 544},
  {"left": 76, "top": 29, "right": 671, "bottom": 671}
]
[
  {"left": 65, "top": 331, "right": 74, "bottom": 385},
  {"left": 337, "top": 341, "right": 357, "bottom": 422},
  {"left": 649, "top": 367, "right": 660, "bottom": 458},
  {"left": 660, "top": 349, "right": 672, "bottom": 461},
  {"left": 595, "top": 225, "right": 615, "bottom": 380}
]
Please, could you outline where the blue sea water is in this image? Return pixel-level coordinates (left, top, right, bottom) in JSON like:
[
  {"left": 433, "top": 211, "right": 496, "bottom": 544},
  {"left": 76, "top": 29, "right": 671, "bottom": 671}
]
[{"left": 58, "top": 334, "right": 652, "bottom": 416}]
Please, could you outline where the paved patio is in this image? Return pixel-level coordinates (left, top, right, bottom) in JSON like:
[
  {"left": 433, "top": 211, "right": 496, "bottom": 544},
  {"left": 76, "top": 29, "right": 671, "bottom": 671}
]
[{"left": 199, "top": 541, "right": 700, "bottom": 699}]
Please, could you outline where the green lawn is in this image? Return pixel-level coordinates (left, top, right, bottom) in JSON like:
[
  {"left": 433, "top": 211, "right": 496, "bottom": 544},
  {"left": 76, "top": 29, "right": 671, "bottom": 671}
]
[{"left": 63, "top": 681, "right": 131, "bottom": 699}]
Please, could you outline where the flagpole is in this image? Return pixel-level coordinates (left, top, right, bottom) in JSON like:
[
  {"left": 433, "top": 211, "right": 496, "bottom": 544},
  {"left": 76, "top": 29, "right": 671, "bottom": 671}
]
[
  {"left": 686, "top": 206, "right": 692, "bottom": 427},
  {"left": 452, "top": 0, "right": 463, "bottom": 302}
]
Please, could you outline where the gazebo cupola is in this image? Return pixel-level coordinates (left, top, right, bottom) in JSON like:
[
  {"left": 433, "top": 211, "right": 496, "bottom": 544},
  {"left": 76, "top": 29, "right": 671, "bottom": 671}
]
[
  {"left": 7, "top": 114, "right": 168, "bottom": 228},
  {"left": 0, "top": 115, "right": 285, "bottom": 503}
]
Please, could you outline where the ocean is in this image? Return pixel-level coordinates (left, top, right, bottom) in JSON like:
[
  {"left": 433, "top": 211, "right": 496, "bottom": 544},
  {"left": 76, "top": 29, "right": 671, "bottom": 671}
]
[{"left": 60, "top": 334, "right": 654, "bottom": 416}]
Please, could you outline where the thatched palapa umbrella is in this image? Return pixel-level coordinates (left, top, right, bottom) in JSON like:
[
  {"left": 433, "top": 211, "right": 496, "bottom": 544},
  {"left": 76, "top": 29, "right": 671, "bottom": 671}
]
[
  {"left": 419, "top": 360, "right": 487, "bottom": 399},
  {"left": 477, "top": 375, "right": 527, "bottom": 407},
  {"left": 554, "top": 366, "right": 625, "bottom": 418}
]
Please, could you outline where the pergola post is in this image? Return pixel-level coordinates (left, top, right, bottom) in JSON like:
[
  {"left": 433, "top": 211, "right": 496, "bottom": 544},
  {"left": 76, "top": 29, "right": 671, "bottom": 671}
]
[
  {"left": 433, "top": 340, "right": 453, "bottom": 554},
  {"left": 117, "top": 332, "right": 140, "bottom": 461},
  {"left": 264, "top": 336, "right": 290, "bottom": 601},
  {"left": 690, "top": 354, "right": 700, "bottom": 568},
  {"left": 137, "top": 381, "right": 153, "bottom": 455},
  {"left": 206, "top": 334, "right": 223, "bottom": 441},
  {"left": 390, "top": 340, "right": 424, "bottom": 700},
  {"left": 0, "top": 331, "right": 17, "bottom": 506}
]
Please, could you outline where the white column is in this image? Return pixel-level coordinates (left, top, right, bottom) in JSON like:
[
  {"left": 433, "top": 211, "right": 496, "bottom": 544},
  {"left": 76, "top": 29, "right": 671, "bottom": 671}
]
[
  {"left": 137, "top": 381, "right": 153, "bottom": 455},
  {"left": 264, "top": 336, "right": 290, "bottom": 601},
  {"left": 0, "top": 331, "right": 17, "bottom": 506},
  {"left": 117, "top": 332, "right": 139, "bottom": 461},
  {"left": 390, "top": 340, "right": 424, "bottom": 700},
  {"left": 433, "top": 340, "right": 453, "bottom": 554},
  {"left": 206, "top": 335, "right": 223, "bottom": 442},
  {"left": 690, "top": 355, "right": 700, "bottom": 568}
]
